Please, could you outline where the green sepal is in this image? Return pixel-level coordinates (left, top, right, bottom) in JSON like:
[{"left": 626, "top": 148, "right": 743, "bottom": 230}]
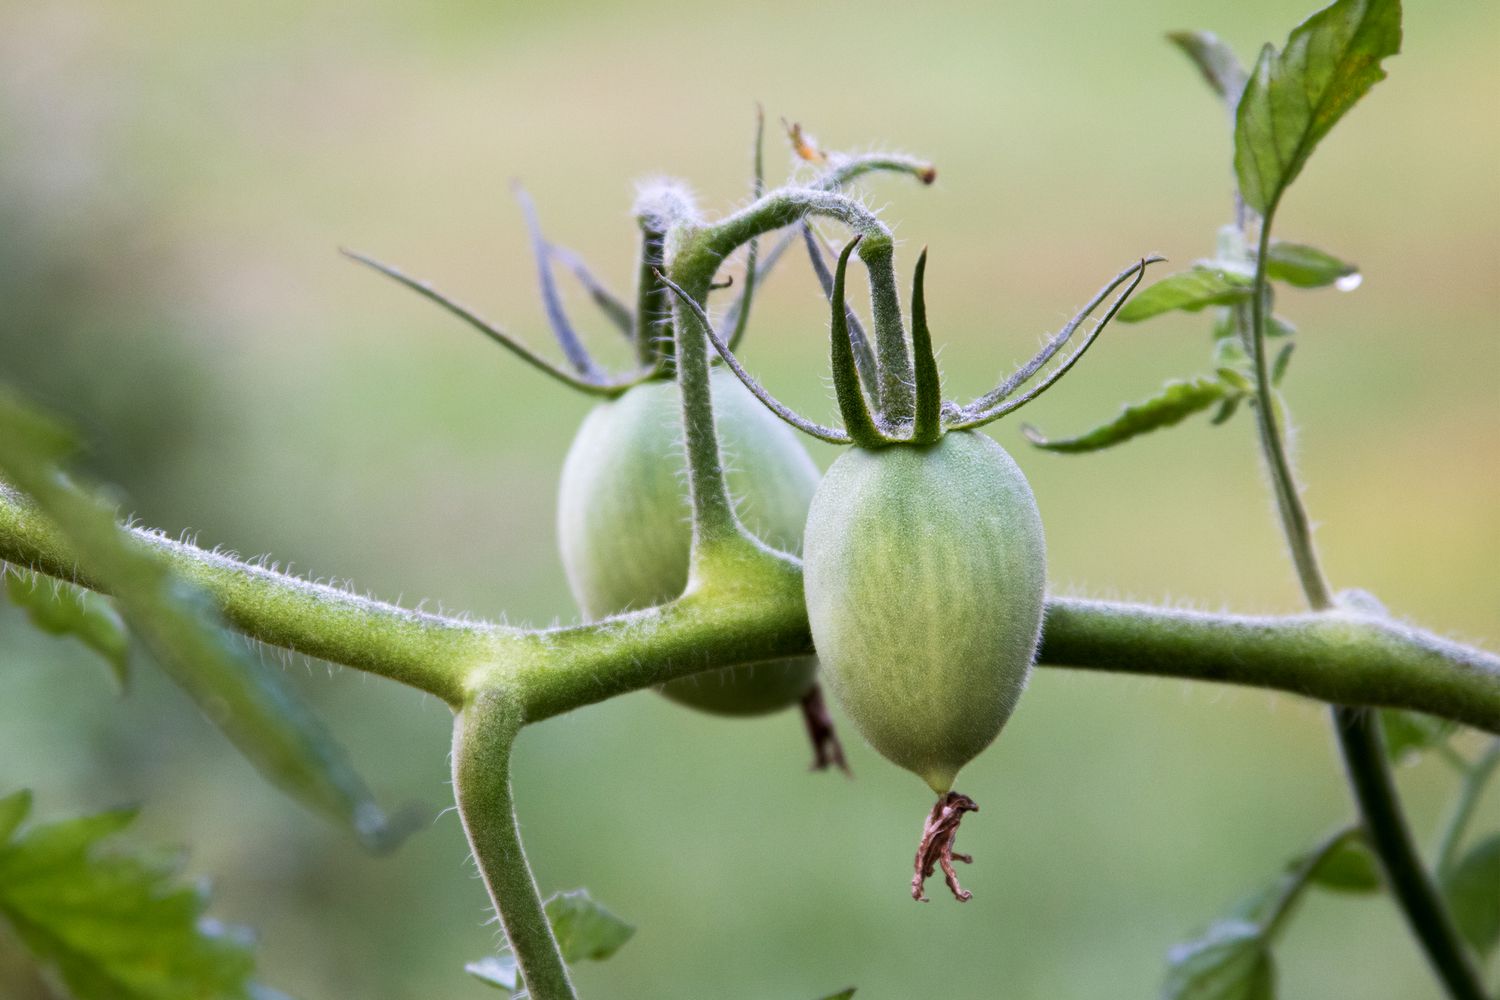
[
  {"left": 1022, "top": 377, "right": 1229, "bottom": 454},
  {"left": 5, "top": 566, "right": 130, "bottom": 689},
  {"left": 1234, "top": 0, "right": 1402, "bottom": 216},
  {"left": 828, "top": 238, "right": 887, "bottom": 448},
  {"left": 908, "top": 248, "right": 944, "bottom": 444}
]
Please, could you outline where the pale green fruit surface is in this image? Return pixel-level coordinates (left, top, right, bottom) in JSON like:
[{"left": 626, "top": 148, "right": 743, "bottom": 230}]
[
  {"left": 803, "top": 431, "right": 1046, "bottom": 792},
  {"left": 557, "top": 370, "right": 820, "bottom": 715}
]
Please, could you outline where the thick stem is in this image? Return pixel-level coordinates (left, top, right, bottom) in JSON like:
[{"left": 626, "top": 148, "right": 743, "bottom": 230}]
[
  {"left": 452, "top": 691, "right": 576, "bottom": 1000},
  {"left": 1244, "top": 204, "right": 1486, "bottom": 1000}
]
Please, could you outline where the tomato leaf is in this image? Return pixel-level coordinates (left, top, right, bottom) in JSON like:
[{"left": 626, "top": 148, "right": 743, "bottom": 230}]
[
  {"left": 1168, "top": 31, "right": 1249, "bottom": 108},
  {"left": 1164, "top": 920, "right": 1275, "bottom": 1000},
  {"left": 815, "top": 990, "right": 857, "bottom": 1000},
  {"left": 1380, "top": 709, "right": 1455, "bottom": 763},
  {"left": 0, "top": 391, "right": 409, "bottom": 851},
  {"left": 1118, "top": 268, "right": 1252, "bottom": 323},
  {"left": 5, "top": 567, "right": 130, "bottom": 689},
  {"left": 1234, "top": 0, "right": 1402, "bottom": 215},
  {"left": 1023, "top": 377, "right": 1230, "bottom": 453},
  {"left": 1265, "top": 241, "right": 1359, "bottom": 288},
  {"left": 1441, "top": 833, "right": 1500, "bottom": 957},
  {"left": 1303, "top": 836, "right": 1381, "bottom": 893},
  {"left": 468, "top": 889, "right": 634, "bottom": 994},
  {"left": 0, "top": 791, "right": 261, "bottom": 1000}
]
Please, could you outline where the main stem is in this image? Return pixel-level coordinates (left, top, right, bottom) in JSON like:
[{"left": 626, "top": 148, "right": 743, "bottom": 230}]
[
  {"left": 453, "top": 691, "right": 577, "bottom": 1000},
  {"left": 1245, "top": 208, "right": 1487, "bottom": 1000}
]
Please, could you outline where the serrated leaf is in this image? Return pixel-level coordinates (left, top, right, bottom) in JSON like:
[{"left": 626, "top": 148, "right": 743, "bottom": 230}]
[
  {"left": 468, "top": 889, "right": 634, "bottom": 995},
  {"left": 0, "top": 792, "right": 258, "bottom": 1000},
  {"left": 1441, "top": 833, "right": 1500, "bottom": 957},
  {"left": 1304, "top": 837, "right": 1381, "bottom": 893},
  {"left": 1169, "top": 31, "right": 1250, "bottom": 108},
  {"left": 1234, "top": 0, "right": 1402, "bottom": 215},
  {"left": 1023, "top": 377, "right": 1229, "bottom": 454},
  {"left": 0, "top": 391, "right": 405, "bottom": 851},
  {"left": 6, "top": 567, "right": 130, "bottom": 688},
  {"left": 1265, "top": 241, "right": 1358, "bottom": 288},
  {"left": 1380, "top": 709, "right": 1455, "bottom": 762},
  {"left": 1164, "top": 920, "right": 1275, "bottom": 1000},
  {"left": 1119, "top": 268, "right": 1252, "bottom": 323}
]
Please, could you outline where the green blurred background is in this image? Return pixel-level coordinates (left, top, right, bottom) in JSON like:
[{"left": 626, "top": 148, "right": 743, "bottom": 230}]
[{"left": 1, "top": 0, "right": 1496, "bottom": 997}]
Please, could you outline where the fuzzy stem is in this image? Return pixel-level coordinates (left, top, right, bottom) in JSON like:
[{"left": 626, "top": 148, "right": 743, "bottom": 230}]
[
  {"left": 452, "top": 691, "right": 576, "bottom": 1000},
  {"left": 1244, "top": 201, "right": 1486, "bottom": 1000},
  {"left": 4, "top": 485, "right": 1499, "bottom": 732}
]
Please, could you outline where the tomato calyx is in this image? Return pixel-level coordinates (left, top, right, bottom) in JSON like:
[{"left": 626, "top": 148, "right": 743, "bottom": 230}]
[{"left": 912, "top": 791, "right": 980, "bottom": 903}]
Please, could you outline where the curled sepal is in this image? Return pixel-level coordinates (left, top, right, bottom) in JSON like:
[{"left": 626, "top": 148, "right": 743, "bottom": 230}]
[
  {"left": 829, "top": 238, "right": 891, "bottom": 448},
  {"left": 653, "top": 270, "right": 851, "bottom": 445},
  {"left": 722, "top": 105, "right": 766, "bottom": 352},
  {"left": 912, "top": 792, "right": 979, "bottom": 902},
  {"left": 547, "top": 243, "right": 634, "bottom": 338},
  {"left": 801, "top": 226, "right": 880, "bottom": 400},
  {"left": 908, "top": 248, "right": 943, "bottom": 445},
  {"left": 512, "top": 181, "right": 606, "bottom": 380},
  {"left": 952, "top": 257, "right": 1160, "bottom": 428},
  {"left": 341, "top": 249, "right": 655, "bottom": 398}
]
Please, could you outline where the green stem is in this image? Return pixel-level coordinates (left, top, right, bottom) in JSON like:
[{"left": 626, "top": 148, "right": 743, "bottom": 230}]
[
  {"left": 1436, "top": 740, "right": 1500, "bottom": 877},
  {"left": 452, "top": 691, "right": 575, "bottom": 1000},
  {"left": 4, "top": 481, "right": 1499, "bottom": 731},
  {"left": 1244, "top": 203, "right": 1487, "bottom": 1000}
]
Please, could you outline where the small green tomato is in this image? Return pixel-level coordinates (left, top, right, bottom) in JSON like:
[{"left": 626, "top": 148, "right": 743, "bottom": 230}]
[
  {"left": 558, "top": 369, "right": 821, "bottom": 715},
  {"left": 802, "top": 431, "right": 1044, "bottom": 794},
  {"left": 701, "top": 236, "right": 1152, "bottom": 899}
]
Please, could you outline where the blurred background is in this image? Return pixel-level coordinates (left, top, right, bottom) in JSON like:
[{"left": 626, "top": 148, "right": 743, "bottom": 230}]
[{"left": 1, "top": 0, "right": 1496, "bottom": 997}]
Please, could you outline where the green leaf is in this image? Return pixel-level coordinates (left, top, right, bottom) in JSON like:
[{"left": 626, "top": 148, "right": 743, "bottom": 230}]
[
  {"left": 0, "top": 790, "right": 32, "bottom": 842},
  {"left": 1271, "top": 344, "right": 1295, "bottom": 386},
  {"left": 468, "top": 889, "right": 634, "bottom": 995},
  {"left": 0, "top": 390, "right": 406, "bottom": 851},
  {"left": 1267, "top": 315, "right": 1297, "bottom": 338},
  {"left": 1119, "top": 268, "right": 1252, "bottom": 323},
  {"left": 5, "top": 567, "right": 130, "bottom": 688},
  {"left": 1265, "top": 241, "right": 1358, "bottom": 288},
  {"left": 1023, "top": 377, "right": 1230, "bottom": 454},
  {"left": 1164, "top": 920, "right": 1275, "bottom": 1000},
  {"left": 0, "top": 791, "right": 258, "bottom": 1000},
  {"left": 545, "top": 889, "right": 635, "bottom": 964},
  {"left": 1380, "top": 709, "right": 1455, "bottom": 762},
  {"left": 1303, "top": 837, "right": 1381, "bottom": 893},
  {"left": 815, "top": 990, "right": 857, "bottom": 1000},
  {"left": 1234, "top": 0, "right": 1402, "bottom": 215},
  {"left": 1168, "top": 31, "right": 1249, "bottom": 108},
  {"left": 1441, "top": 833, "right": 1500, "bottom": 957}
]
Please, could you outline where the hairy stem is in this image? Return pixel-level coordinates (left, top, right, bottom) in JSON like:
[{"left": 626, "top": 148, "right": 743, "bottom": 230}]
[
  {"left": 1244, "top": 203, "right": 1486, "bottom": 1000},
  {"left": 453, "top": 691, "right": 576, "bottom": 1000}
]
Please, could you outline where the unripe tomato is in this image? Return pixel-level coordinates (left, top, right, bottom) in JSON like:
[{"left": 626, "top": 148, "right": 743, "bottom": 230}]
[
  {"left": 803, "top": 430, "right": 1045, "bottom": 793},
  {"left": 558, "top": 369, "right": 821, "bottom": 715}
]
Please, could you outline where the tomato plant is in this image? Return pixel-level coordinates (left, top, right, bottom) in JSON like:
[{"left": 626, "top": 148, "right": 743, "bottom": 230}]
[{"left": 0, "top": 1, "right": 1497, "bottom": 999}]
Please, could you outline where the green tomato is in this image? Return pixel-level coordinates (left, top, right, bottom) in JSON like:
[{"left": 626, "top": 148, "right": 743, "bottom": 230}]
[
  {"left": 803, "top": 430, "right": 1045, "bottom": 793},
  {"left": 557, "top": 369, "right": 821, "bottom": 715}
]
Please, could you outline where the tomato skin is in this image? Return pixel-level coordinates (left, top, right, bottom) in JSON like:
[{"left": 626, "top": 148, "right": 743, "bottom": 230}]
[
  {"left": 803, "top": 431, "right": 1045, "bottom": 793},
  {"left": 557, "top": 370, "right": 821, "bottom": 715}
]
